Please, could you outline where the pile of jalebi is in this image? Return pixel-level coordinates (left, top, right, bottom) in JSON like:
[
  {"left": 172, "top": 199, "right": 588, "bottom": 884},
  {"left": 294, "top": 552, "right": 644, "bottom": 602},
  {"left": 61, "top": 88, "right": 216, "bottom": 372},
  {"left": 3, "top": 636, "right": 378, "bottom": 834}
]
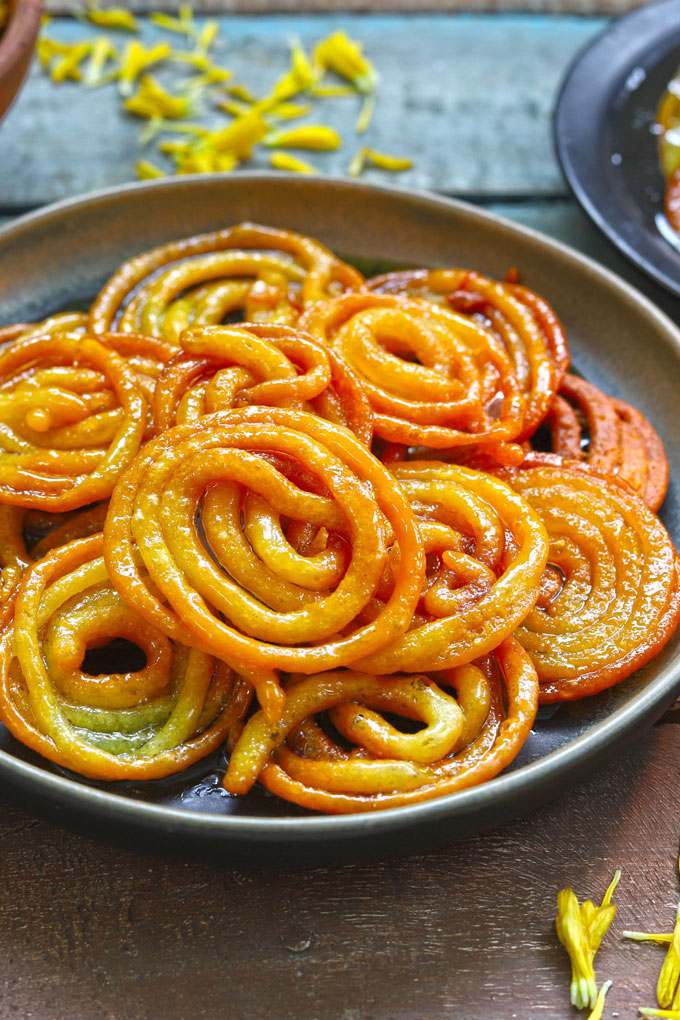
[{"left": 0, "top": 222, "right": 677, "bottom": 813}]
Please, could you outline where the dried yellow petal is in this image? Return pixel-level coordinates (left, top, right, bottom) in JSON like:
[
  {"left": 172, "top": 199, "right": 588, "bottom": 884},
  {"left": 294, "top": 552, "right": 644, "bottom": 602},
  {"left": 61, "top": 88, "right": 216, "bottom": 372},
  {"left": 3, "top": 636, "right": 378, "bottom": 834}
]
[
  {"left": 313, "top": 31, "right": 378, "bottom": 95},
  {"left": 640, "top": 1010, "right": 680, "bottom": 1018},
  {"left": 269, "top": 152, "right": 317, "bottom": 174},
  {"left": 658, "top": 905, "right": 680, "bottom": 1009},
  {"left": 50, "top": 41, "right": 93, "bottom": 83},
  {"left": 136, "top": 159, "right": 165, "bottom": 179},
  {"left": 348, "top": 148, "right": 366, "bottom": 178},
  {"left": 197, "top": 19, "right": 219, "bottom": 53},
  {"left": 264, "top": 125, "right": 341, "bottom": 150},
  {"left": 624, "top": 932, "right": 674, "bottom": 944},
  {"left": 125, "top": 75, "right": 193, "bottom": 120},
  {"left": 587, "top": 980, "right": 612, "bottom": 1020},
  {"left": 150, "top": 7, "right": 195, "bottom": 39},
  {"left": 80, "top": 3, "right": 138, "bottom": 32},
  {"left": 226, "top": 83, "right": 257, "bottom": 103},
  {"left": 198, "top": 109, "right": 268, "bottom": 158},
  {"left": 269, "top": 38, "right": 315, "bottom": 103},
  {"left": 268, "top": 102, "right": 311, "bottom": 120},
  {"left": 556, "top": 887, "right": 599, "bottom": 1010},
  {"left": 83, "top": 35, "right": 118, "bottom": 87},
  {"left": 356, "top": 93, "right": 375, "bottom": 134},
  {"left": 118, "top": 41, "right": 171, "bottom": 95},
  {"left": 310, "top": 84, "right": 356, "bottom": 98},
  {"left": 363, "top": 147, "right": 412, "bottom": 171}
]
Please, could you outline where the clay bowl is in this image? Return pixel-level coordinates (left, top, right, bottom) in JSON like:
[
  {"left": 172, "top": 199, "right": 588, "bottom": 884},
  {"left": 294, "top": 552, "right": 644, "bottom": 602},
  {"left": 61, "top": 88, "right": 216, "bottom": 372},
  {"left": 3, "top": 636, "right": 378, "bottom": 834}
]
[{"left": 0, "top": 0, "right": 42, "bottom": 122}]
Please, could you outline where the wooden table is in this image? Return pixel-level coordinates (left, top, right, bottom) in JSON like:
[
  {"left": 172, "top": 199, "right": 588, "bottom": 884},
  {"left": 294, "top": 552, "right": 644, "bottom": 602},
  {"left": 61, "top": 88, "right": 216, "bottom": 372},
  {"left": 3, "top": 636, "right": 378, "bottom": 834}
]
[{"left": 1, "top": 11, "right": 680, "bottom": 1019}]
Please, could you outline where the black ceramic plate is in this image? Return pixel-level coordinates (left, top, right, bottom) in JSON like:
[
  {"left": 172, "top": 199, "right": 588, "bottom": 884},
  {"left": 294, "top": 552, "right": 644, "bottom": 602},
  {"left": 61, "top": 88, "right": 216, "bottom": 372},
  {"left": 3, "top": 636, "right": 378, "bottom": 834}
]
[
  {"left": 1, "top": 174, "right": 679, "bottom": 862},
  {"left": 555, "top": 0, "right": 680, "bottom": 298}
]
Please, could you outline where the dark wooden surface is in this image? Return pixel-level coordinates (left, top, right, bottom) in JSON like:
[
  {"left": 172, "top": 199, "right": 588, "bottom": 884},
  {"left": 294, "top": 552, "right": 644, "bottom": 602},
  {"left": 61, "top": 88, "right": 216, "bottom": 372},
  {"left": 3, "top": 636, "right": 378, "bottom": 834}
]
[{"left": 2, "top": 11, "right": 680, "bottom": 1020}]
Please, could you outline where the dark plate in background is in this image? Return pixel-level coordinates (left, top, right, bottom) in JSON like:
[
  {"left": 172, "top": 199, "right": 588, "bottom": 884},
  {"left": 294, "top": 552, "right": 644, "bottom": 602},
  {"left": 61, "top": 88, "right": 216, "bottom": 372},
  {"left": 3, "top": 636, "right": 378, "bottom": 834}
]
[
  {"left": 1, "top": 174, "right": 680, "bottom": 862},
  {"left": 555, "top": 0, "right": 680, "bottom": 298}
]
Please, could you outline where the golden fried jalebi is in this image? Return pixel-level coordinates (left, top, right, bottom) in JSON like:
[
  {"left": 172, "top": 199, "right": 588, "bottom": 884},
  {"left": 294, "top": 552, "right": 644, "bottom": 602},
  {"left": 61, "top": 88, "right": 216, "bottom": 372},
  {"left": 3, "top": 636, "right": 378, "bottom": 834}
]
[
  {"left": 0, "top": 220, "right": 676, "bottom": 816},
  {"left": 103, "top": 407, "right": 425, "bottom": 718},
  {"left": 152, "top": 323, "right": 373, "bottom": 445},
  {"left": 541, "top": 374, "right": 668, "bottom": 511},
  {"left": 0, "top": 331, "right": 153, "bottom": 511},
  {"left": 299, "top": 292, "right": 526, "bottom": 455},
  {"left": 490, "top": 454, "right": 680, "bottom": 701},
  {"left": 224, "top": 637, "right": 538, "bottom": 812},
  {"left": 352, "top": 460, "right": 548, "bottom": 673},
  {"left": 89, "top": 223, "right": 365, "bottom": 341},
  {"left": 0, "top": 501, "right": 109, "bottom": 569},
  {"left": 0, "top": 534, "right": 251, "bottom": 780},
  {"left": 368, "top": 268, "right": 569, "bottom": 438}
]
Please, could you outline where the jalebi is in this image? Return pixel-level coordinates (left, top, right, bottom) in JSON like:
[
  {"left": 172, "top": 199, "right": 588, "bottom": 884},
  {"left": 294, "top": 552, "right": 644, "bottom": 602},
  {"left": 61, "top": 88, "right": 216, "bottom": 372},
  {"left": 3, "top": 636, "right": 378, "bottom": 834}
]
[
  {"left": 368, "top": 267, "right": 569, "bottom": 438},
  {"left": 103, "top": 407, "right": 425, "bottom": 719},
  {"left": 224, "top": 637, "right": 538, "bottom": 812},
  {"left": 89, "top": 223, "right": 365, "bottom": 340},
  {"left": 541, "top": 374, "right": 668, "bottom": 512},
  {"left": 152, "top": 322, "right": 373, "bottom": 445},
  {"left": 490, "top": 454, "right": 680, "bottom": 701},
  {"left": 299, "top": 292, "right": 526, "bottom": 456},
  {"left": 0, "top": 534, "right": 251, "bottom": 780}
]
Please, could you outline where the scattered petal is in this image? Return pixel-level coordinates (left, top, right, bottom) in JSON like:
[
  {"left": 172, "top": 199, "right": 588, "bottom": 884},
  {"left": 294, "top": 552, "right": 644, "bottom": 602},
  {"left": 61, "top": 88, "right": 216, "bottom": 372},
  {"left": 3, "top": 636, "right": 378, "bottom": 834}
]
[
  {"left": 136, "top": 159, "right": 166, "bottom": 179},
  {"left": 264, "top": 125, "right": 341, "bottom": 150},
  {"left": 313, "top": 30, "right": 378, "bottom": 95},
  {"left": 269, "top": 152, "right": 317, "bottom": 174},
  {"left": 80, "top": 3, "right": 138, "bottom": 32},
  {"left": 587, "top": 980, "right": 613, "bottom": 1020}
]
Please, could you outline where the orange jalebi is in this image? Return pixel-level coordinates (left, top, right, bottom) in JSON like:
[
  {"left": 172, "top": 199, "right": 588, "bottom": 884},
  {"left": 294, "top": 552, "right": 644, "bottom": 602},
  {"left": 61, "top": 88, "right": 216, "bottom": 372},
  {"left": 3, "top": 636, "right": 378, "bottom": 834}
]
[
  {"left": 368, "top": 267, "right": 569, "bottom": 438},
  {"left": 353, "top": 460, "right": 549, "bottom": 673},
  {"left": 0, "top": 221, "right": 675, "bottom": 815},
  {"left": 224, "top": 638, "right": 538, "bottom": 812},
  {"left": 89, "top": 223, "right": 365, "bottom": 340},
  {"left": 152, "top": 322, "right": 373, "bottom": 445},
  {"left": 103, "top": 407, "right": 425, "bottom": 719},
  {"left": 0, "top": 534, "right": 251, "bottom": 780},
  {"left": 0, "top": 331, "right": 152, "bottom": 511},
  {"left": 540, "top": 374, "right": 668, "bottom": 511},
  {"left": 489, "top": 454, "right": 680, "bottom": 701},
  {"left": 299, "top": 292, "right": 526, "bottom": 457}
]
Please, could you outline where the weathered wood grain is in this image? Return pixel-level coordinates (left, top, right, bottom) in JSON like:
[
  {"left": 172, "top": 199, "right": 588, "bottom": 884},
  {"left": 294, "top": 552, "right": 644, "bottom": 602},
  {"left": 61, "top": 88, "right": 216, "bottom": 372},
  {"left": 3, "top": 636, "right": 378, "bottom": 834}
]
[
  {"left": 0, "top": 724, "right": 678, "bottom": 1020},
  {"left": 0, "top": 14, "right": 604, "bottom": 209},
  {"left": 42, "top": 0, "right": 647, "bottom": 14}
]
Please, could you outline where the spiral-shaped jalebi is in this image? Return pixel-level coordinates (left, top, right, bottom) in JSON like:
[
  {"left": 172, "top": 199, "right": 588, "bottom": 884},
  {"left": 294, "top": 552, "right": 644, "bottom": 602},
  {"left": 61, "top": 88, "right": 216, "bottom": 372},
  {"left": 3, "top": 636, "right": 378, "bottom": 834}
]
[
  {"left": 299, "top": 292, "right": 526, "bottom": 457},
  {"left": 368, "top": 268, "right": 569, "bottom": 438},
  {"left": 540, "top": 374, "right": 668, "bottom": 511},
  {"left": 0, "top": 534, "right": 251, "bottom": 780},
  {"left": 104, "top": 407, "right": 425, "bottom": 719},
  {"left": 89, "top": 223, "right": 365, "bottom": 341},
  {"left": 353, "top": 460, "right": 549, "bottom": 673},
  {"left": 0, "top": 221, "right": 676, "bottom": 815},
  {"left": 152, "top": 323, "right": 373, "bottom": 445},
  {"left": 489, "top": 454, "right": 680, "bottom": 701},
  {"left": 0, "top": 331, "right": 156, "bottom": 511},
  {"left": 223, "top": 637, "right": 538, "bottom": 812}
]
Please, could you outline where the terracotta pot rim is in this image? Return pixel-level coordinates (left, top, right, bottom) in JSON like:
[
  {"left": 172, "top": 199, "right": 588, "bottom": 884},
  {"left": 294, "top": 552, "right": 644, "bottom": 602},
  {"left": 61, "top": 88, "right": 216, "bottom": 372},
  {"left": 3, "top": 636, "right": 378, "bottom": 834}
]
[{"left": 0, "top": 0, "right": 44, "bottom": 78}]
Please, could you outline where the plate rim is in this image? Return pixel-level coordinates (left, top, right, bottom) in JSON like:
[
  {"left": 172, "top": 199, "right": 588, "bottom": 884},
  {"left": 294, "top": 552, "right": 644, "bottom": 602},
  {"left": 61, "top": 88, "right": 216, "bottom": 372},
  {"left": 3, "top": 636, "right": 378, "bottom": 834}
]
[
  {"left": 1, "top": 171, "right": 680, "bottom": 845},
  {"left": 554, "top": 0, "right": 680, "bottom": 298}
]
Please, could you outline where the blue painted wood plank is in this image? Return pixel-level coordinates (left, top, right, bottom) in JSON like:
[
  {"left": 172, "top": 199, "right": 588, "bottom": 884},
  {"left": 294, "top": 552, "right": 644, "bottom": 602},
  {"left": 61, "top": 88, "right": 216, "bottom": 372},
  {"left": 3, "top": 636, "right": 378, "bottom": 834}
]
[{"left": 0, "top": 14, "right": 605, "bottom": 208}]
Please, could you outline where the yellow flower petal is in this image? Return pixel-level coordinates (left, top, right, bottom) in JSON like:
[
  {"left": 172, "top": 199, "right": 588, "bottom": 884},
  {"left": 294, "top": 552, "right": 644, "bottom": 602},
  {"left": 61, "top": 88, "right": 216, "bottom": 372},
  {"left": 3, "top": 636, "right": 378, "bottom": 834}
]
[
  {"left": 363, "top": 147, "right": 413, "bottom": 171},
  {"left": 313, "top": 31, "right": 378, "bottom": 95},
  {"left": 356, "top": 93, "right": 375, "bottom": 134},
  {"left": 264, "top": 125, "right": 341, "bottom": 150},
  {"left": 199, "top": 109, "right": 268, "bottom": 158},
  {"left": 136, "top": 159, "right": 165, "bottom": 179},
  {"left": 587, "top": 980, "right": 612, "bottom": 1020},
  {"left": 124, "top": 74, "right": 193, "bottom": 120},
  {"left": 269, "top": 152, "right": 317, "bottom": 174},
  {"left": 658, "top": 905, "right": 680, "bottom": 1009},
  {"left": 624, "top": 932, "right": 674, "bottom": 944},
  {"left": 81, "top": 3, "right": 138, "bottom": 32},
  {"left": 83, "top": 35, "right": 118, "bottom": 87},
  {"left": 556, "top": 887, "right": 598, "bottom": 1010},
  {"left": 118, "top": 41, "right": 172, "bottom": 95}
]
